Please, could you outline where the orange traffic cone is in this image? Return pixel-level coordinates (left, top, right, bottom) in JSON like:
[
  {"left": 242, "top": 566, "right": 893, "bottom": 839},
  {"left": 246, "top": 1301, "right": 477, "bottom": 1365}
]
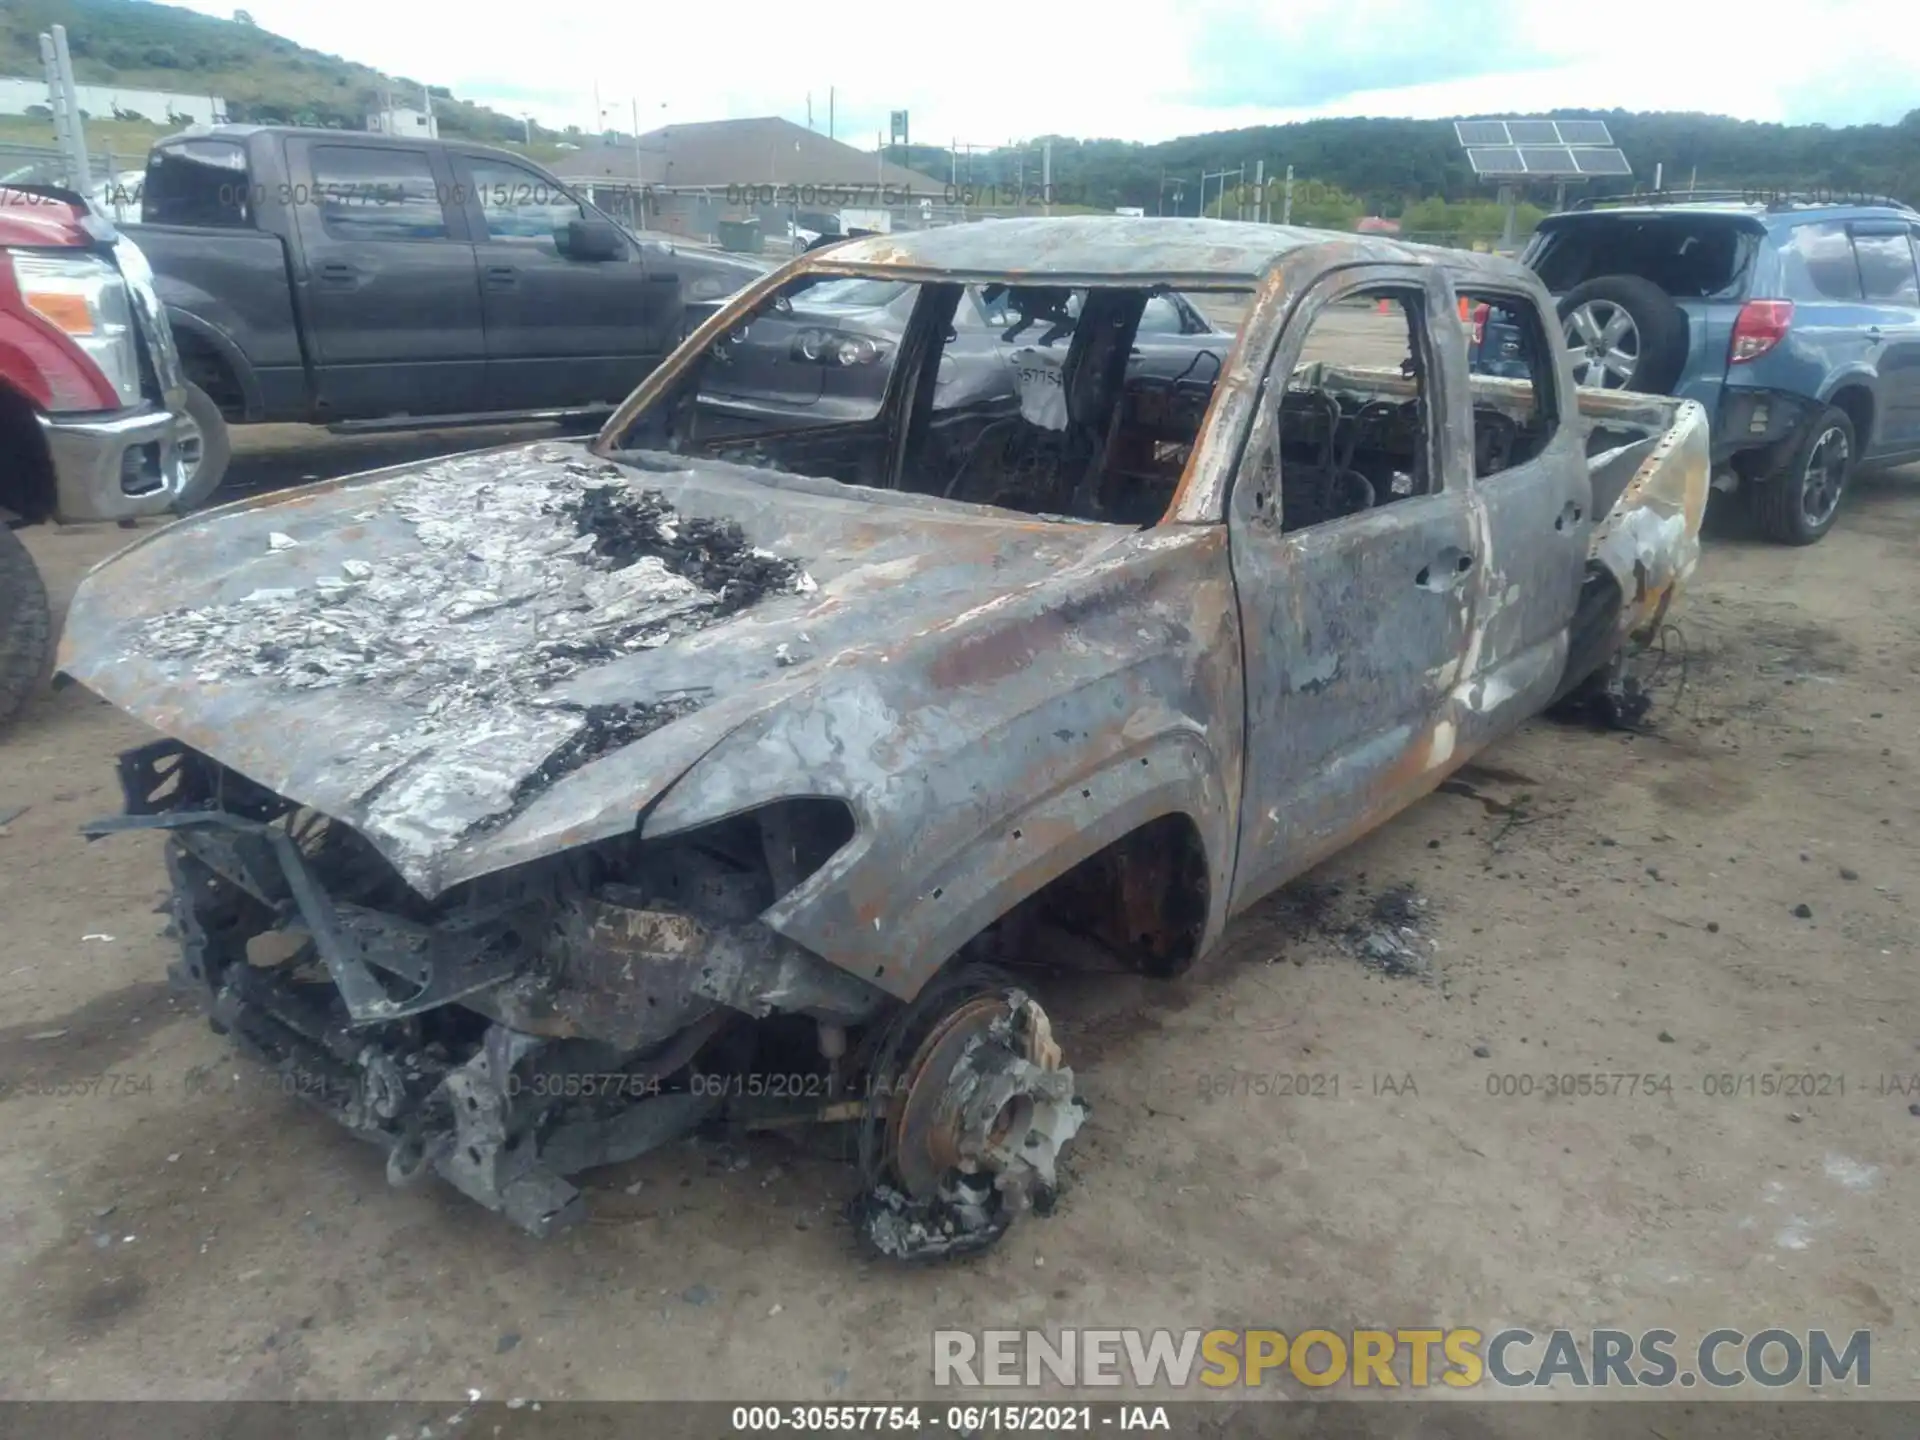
[{"left": 1376, "top": 297, "right": 1391, "bottom": 316}]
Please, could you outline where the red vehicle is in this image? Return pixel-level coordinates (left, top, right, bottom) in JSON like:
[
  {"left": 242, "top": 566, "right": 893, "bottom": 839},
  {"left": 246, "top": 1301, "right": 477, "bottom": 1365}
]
[{"left": 0, "top": 183, "right": 226, "bottom": 730}]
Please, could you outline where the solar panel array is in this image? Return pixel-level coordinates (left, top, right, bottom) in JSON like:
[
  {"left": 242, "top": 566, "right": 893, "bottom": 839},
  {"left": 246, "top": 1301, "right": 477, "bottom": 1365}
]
[
  {"left": 1455, "top": 119, "right": 1630, "bottom": 180},
  {"left": 1453, "top": 119, "right": 1617, "bottom": 146},
  {"left": 1454, "top": 120, "right": 1511, "bottom": 146}
]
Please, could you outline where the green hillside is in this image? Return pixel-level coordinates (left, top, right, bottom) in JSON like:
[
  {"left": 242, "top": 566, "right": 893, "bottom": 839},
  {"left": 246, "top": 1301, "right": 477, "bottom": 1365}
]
[
  {"left": 0, "top": 0, "right": 548, "bottom": 143},
  {"left": 900, "top": 108, "right": 1920, "bottom": 218}
]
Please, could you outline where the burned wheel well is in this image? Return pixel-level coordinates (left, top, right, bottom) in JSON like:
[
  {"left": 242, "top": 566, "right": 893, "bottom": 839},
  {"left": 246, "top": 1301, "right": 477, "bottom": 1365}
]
[
  {"left": 995, "top": 813, "right": 1210, "bottom": 978},
  {"left": 174, "top": 328, "right": 244, "bottom": 420},
  {"left": 0, "top": 383, "right": 55, "bottom": 523},
  {"left": 634, "top": 797, "right": 857, "bottom": 914}
]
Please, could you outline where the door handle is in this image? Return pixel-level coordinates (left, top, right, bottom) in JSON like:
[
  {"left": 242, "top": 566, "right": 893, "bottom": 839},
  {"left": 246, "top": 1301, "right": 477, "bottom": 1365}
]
[
  {"left": 317, "top": 261, "right": 356, "bottom": 287},
  {"left": 484, "top": 264, "right": 518, "bottom": 290},
  {"left": 1415, "top": 548, "right": 1475, "bottom": 591}
]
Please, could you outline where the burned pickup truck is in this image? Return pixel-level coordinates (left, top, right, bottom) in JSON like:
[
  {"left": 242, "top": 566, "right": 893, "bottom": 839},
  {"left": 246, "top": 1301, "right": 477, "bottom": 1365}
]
[{"left": 59, "top": 218, "right": 1707, "bottom": 1257}]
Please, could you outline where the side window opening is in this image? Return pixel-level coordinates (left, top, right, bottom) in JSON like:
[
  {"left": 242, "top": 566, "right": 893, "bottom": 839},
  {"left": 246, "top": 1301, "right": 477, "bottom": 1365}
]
[
  {"left": 308, "top": 146, "right": 448, "bottom": 242},
  {"left": 1258, "top": 286, "right": 1433, "bottom": 536},
  {"left": 466, "top": 160, "right": 588, "bottom": 253},
  {"left": 1136, "top": 294, "right": 1186, "bottom": 336},
  {"left": 1780, "top": 222, "right": 1863, "bottom": 302},
  {"left": 1852, "top": 229, "right": 1920, "bottom": 306},
  {"left": 1461, "top": 288, "right": 1560, "bottom": 477}
]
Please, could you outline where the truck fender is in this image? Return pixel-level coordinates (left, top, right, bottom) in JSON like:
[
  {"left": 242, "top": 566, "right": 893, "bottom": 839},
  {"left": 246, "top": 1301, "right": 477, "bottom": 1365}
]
[
  {"left": 164, "top": 307, "right": 265, "bottom": 422},
  {"left": 763, "top": 724, "right": 1236, "bottom": 1001}
]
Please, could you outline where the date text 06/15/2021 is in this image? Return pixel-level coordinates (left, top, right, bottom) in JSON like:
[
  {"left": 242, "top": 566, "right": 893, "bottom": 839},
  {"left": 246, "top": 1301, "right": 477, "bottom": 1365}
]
[{"left": 728, "top": 1405, "right": 1170, "bottom": 1432}]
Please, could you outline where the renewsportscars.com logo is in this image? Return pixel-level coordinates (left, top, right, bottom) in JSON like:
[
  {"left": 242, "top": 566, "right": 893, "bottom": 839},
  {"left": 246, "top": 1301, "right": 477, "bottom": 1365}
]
[{"left": 932, "top": 1328, "right": 1872, "bottom": 1391}]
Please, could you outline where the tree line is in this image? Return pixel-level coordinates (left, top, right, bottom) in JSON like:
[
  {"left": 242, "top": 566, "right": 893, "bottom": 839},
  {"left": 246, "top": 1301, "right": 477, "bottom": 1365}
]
[{"left": 895, "top": 108, "right": 1920, "bottom": 221}]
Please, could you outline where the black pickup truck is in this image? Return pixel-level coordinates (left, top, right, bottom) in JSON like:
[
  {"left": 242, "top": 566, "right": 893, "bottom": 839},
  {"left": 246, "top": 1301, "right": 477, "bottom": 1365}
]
[{"left": 128, "top": 126, "right": 766, "bottom": 504}]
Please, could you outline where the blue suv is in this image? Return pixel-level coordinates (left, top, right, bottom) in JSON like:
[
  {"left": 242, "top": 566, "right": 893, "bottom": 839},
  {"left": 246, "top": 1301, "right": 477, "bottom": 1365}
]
[{"left": 1474, "top": 194, "right": 1920, "bottom": 544}]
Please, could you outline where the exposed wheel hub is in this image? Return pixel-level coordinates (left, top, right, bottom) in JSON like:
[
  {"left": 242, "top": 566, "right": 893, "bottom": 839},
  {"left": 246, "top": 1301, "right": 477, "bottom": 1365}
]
[{"left": 857, "top": 984, "right": 1086, "bottom": 1260}]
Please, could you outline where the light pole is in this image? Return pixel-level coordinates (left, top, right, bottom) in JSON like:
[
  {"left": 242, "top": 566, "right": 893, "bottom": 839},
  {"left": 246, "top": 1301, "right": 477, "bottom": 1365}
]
[{"left": 1158, "top": 171, "right": 1185, "bottom": 215}]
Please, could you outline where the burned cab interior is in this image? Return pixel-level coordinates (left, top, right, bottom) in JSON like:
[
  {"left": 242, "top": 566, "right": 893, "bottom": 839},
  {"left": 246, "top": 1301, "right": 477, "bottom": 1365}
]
[
  {"left": 1228, "top": 286, "right": 1450, "bottom": 534},
  {"left": 612, "top": 274, "right": 1243, "bottom": 527}
]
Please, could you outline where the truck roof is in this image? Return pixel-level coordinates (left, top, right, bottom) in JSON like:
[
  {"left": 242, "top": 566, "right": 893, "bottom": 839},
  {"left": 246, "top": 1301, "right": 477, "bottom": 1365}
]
[
  {"left": 154, "top": 124, "right": 537, "bottom": 165},
  {"left": 811, "top": 215, "right": 1537, "bottom": 286},
  {"left": 1555, "top": 194, "right": 1917, "bottom": 228}
]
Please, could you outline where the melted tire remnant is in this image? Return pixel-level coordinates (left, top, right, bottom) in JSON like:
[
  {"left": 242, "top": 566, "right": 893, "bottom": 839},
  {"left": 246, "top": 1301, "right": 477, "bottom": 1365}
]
[
  {"left": 851, "top": 1178, "right": 1016, "bottom": 1263},
  {"left": 853, "top": 971, "right": 1086, "bottom": 1262}
]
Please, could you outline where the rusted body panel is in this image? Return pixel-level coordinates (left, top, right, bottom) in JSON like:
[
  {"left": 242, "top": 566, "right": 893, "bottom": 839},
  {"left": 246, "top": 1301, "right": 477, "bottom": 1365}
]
[{"left": 56, "top": 216, "right": 1706, "bottom": 1244}]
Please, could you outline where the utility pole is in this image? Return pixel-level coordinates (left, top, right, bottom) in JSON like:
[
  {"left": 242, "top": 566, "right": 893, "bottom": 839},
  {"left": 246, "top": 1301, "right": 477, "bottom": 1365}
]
[
  {"left": 1042, "top": 139, "right": 1052, "bottom": 216},
  {"left": 1158, "top": 170, "right": 1185, "bottom": 215},
  {"left": 40, "top": 25, "right": 90, "bottom": 193},
  {"left": 1253, "top": 159, "right": 1264, "bottom": 223},
  {"left": 1283, "top": 164, "right": 1294, "bottom": 225},
  {"left": 632, "top": 98, "right": 642, "bottom": 186}
]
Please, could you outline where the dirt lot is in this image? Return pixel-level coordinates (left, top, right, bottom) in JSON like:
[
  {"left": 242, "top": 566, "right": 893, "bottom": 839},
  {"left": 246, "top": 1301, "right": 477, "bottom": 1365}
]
[{"left": 0, "top": 424, "right": 1915, "bottom": 1408}]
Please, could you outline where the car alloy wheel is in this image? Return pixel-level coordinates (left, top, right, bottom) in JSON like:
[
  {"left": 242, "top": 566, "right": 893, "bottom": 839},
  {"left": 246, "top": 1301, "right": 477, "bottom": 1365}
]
[
  {"left": 1799, "top": 423, "right": 1850, "bottom": 527},
  {"left": 1563, "top": 300, "right": 1642, "bottom": 388}
]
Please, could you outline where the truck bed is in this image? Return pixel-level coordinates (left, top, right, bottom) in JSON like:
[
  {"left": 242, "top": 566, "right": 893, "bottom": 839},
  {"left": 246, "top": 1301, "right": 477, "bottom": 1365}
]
[{"left": 123, "top": 223, "right": 306, "bottom": 419}]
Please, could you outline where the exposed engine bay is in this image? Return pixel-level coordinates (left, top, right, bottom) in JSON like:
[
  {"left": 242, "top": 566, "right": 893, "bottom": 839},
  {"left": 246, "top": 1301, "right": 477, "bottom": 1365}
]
[{"left": 93, "top": 742, "right": 1084, "bottom": 1253}]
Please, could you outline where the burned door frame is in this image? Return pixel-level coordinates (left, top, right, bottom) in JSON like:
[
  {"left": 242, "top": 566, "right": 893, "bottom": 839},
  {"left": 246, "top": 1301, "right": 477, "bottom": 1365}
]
[
  {"left": 1222, "top": 261, "right": 1483, "bottom": 914},
  {"left": 1445, "top": 273, "right": 1593, "bottom": 752}
]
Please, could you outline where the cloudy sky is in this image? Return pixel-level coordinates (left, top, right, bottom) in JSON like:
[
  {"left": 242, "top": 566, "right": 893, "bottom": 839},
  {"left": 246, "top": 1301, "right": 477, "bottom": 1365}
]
[{"left": 177, "top": 0, "right": 1917, "bottom": 142}]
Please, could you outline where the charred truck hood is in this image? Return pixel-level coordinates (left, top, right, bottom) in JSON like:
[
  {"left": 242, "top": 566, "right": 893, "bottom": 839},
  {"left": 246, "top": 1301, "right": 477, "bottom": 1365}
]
[{"left": 58, "top": 441, "right": 1141, "bottom": 900}]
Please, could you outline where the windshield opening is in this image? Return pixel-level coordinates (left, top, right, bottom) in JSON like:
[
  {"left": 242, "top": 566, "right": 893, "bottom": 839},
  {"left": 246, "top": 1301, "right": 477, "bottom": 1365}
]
[{"left": 608, "top": 274, "right": 1245, "bottom": 526}]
